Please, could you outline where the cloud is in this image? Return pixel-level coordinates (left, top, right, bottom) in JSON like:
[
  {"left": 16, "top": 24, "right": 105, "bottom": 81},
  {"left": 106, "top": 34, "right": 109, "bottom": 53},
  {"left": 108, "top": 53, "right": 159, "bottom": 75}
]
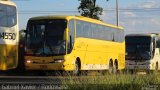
[
  {"left": 120, "top": 1, "right": 160, "bottom": 34},
  {"left": 138, "top": 1, "right": 160, "bottom": 8},
  {"left": 121, "top": 17, "right": 160, "bottom": 35},
  {"left": 122, "top": 12, "right": 136, "bottom": 17},
  {"left": 101, "top": 11, "right": 116, "bottom": 24},
  {"left": 101, "top": 0, "right": 160, "bottom": 35}
]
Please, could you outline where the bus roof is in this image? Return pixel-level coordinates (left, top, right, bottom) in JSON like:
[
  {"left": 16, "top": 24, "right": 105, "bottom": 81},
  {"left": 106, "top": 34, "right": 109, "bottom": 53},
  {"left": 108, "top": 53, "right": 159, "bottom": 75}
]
[
  {"left": 125, "top": 33, "right": 160, "bottom": 37},
  {"left": 0, "top": 0, "right": 16, "bottom": 6},
  {"left": 29, "top": 15, "right": 124, "bottom": 30}
]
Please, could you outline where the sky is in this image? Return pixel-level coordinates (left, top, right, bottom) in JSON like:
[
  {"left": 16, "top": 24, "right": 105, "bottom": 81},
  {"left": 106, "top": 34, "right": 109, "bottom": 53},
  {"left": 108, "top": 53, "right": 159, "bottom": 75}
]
[{"left": 13, "top": 0, "right": 160, "bottom": 35}]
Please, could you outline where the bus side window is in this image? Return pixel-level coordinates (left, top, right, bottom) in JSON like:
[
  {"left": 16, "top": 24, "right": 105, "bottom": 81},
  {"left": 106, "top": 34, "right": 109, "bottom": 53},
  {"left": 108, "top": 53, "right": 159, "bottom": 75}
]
[
  {"left": 68, "top": 19, "right": 75, "bottom": 54},
  {"left": 156, "top": 37, "right": 160, "bottom": 48},
  {"left": 156, "top": 37, "right": 160, "bottom": 53}
]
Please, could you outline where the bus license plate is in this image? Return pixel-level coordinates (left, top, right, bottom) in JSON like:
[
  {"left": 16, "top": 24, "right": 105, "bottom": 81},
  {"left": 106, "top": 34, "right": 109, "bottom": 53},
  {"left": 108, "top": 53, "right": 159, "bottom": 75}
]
[{"left": 40, "top": 65, "right": 47, "bottom": 69}]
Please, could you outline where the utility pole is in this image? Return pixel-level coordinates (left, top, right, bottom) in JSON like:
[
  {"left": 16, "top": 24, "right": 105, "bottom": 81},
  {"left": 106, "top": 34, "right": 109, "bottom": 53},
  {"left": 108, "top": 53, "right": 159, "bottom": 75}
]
[
  {"left": 106, "top": 0, "right": 118, "bottom": 26},
  {"left": 116, "top": 0, "right": 119, "bottom": 27}
]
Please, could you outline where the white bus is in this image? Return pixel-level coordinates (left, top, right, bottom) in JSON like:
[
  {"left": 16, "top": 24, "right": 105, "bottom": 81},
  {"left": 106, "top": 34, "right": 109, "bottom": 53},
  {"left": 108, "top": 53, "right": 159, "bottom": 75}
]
[
  {"left": 0, "top": 0, "right": 19, "bottom": 70},
  {"left": 125, "top": 34, "right": 160, "bottom": 74}
]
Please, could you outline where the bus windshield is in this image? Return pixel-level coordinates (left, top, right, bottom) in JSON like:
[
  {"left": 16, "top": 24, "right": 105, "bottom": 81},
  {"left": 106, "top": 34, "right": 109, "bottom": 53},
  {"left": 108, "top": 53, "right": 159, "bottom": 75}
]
[
  {"left": 25, "top": 19, "right": 67, "bottom": 56},
  {"left": 0, "top": 3, "right": 17, "bottom": 27},
  {"left": 126, "top": 36, "right": 152, "bottom": 60}
]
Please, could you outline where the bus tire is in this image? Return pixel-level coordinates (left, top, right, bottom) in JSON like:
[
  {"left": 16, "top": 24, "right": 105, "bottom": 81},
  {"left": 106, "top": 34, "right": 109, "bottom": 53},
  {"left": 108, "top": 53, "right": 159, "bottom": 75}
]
[
  {"left": 156, "top": 63, "right": 158, "bottom": 71},
  {"left": 155, "top": 63, "right": 158, "bottom": 74},
  {"left": 72, "top": 60, "right": 81, "bottom": 76},
  {"left": 108, "top": 60, "right": 113, "bottom": 74},
  {"left": 113, "top": 61, "right": 118, "bottom": 74}
]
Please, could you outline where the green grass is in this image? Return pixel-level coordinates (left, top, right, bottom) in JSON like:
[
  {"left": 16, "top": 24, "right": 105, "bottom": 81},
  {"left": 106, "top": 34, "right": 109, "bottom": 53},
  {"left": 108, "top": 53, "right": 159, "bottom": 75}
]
[{"left": 62, "top": 73, "right": 160, "bottom": 90}]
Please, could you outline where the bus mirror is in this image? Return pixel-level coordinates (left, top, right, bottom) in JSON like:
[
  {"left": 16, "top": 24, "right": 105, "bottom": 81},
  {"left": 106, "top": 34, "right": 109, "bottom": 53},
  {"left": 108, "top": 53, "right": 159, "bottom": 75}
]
[
  {"left": 157, "top": 41, "right": 160, "bottom": 48},
  {"left": 151, "top": 42, "right": 153, "bottom": 51}
]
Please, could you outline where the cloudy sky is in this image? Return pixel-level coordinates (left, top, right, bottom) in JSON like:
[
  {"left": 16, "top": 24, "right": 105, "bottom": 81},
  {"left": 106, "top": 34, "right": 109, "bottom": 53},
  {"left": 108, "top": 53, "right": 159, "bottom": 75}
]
[
  {"left": 14, "top": 0, "right": 160, "bottom": 35},
  {"left": 101, "top": 0, "right": 160, "bottom": 34}
]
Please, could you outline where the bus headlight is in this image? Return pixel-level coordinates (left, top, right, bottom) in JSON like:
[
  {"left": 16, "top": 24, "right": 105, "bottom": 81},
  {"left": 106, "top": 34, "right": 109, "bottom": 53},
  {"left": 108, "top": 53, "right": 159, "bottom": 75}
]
[
  {"left": 54, "top": 59, "right": 65, "bottom": 63},
  {"left": 26, "top": 60, "right": 32, "bottom": 63}
]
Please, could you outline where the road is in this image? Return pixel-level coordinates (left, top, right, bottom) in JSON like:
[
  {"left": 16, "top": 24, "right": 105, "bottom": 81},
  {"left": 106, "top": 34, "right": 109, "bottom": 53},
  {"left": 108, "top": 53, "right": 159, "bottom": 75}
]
[
  {"left": 0, "top": 71, "right": 151, "bottom": 90},
  {"left": 0, "top": 75, "right": 103, "bottom": 90},
  {"left": 0, "top": 76, "right": 69, "bottom": 90}
]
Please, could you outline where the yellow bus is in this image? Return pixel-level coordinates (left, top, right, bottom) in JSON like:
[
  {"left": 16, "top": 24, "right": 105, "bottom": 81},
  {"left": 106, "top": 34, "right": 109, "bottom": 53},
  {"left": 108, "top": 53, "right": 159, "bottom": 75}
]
[
  {"left": 25, "top": 15, "right": 125, "bottom": 75},
  {"left": 0, "top": 0, "right": 19, "bottom": 70},
  {"left": 125, "top": 34, "right": 160, "bottom": 74}
]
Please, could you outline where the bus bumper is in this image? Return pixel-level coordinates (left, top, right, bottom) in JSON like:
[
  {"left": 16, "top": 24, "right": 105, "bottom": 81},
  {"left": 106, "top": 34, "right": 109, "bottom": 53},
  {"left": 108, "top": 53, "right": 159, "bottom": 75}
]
[
  {"left": 25, "top": 63, "right": 75, "bottom": 71},
  {"left": 125, "top": 60, "right": 152, "bottom": 70},
  {"left": 125, "top": 65, "right": 150, "bottom": 70}
]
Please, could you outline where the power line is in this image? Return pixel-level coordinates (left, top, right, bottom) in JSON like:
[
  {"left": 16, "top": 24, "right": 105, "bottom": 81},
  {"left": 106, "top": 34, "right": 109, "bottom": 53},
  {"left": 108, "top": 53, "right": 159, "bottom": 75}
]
[
  {"left": 18, "top": 8, "right": 160, "bottom": 14},
  {"left": 12, "top": 0, "right": 32, "bottom": 1},
  {"left": 104, "top": 8, "right": 160, "bottom": 12},
  {"left": 19, "top": 10, "right": 78, "bottom": 13}
]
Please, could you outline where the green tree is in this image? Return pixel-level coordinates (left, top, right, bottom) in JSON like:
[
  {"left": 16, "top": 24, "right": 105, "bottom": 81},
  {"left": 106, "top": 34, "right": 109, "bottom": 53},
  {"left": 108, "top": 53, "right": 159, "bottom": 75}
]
[{"left": 78, "top": 0, "right": 103, "bottom": 20}]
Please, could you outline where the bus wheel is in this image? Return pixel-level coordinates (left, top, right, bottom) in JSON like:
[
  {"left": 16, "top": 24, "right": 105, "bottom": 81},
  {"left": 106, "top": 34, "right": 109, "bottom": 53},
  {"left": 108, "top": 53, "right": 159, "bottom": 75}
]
[
  {"left": 156, "top": 63, "right": 158, "bottom": 71},
  {"left": 72, "top": 60, "right": 81, "bottom": 76},
  {"left": 108, "top": 60, "right": 113, "bottom": 74},
  {"left": 113, "top": 61, "right": 118, "bottom": 74},
  {"left": 155, "top": 63, "right": 158, "bottom": 74}
]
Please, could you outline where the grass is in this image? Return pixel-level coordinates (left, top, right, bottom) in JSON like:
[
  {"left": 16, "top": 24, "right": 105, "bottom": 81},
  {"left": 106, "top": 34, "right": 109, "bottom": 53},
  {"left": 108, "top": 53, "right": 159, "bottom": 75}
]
[{"left": 62, "top": 73, "right": 160, "bottom": 90}]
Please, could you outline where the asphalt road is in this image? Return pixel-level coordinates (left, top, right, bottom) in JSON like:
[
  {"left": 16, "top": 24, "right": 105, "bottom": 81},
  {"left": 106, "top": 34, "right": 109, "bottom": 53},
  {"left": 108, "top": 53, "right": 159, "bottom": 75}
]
[
  {"left": 0, "top": 76, "right": 68, "bottom": 90},
  {"left": 0, "top": 70, "right": 149, "bottom": 90},
  {"left": 0, "top": 75, "right": 101, "bottom": 90}
]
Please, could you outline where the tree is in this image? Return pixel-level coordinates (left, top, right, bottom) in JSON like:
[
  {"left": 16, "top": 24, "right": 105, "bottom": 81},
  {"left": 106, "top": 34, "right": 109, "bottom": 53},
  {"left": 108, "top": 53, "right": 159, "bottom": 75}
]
[{"left": 78, "top": 0, "right": 103, "bottom": 20}]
